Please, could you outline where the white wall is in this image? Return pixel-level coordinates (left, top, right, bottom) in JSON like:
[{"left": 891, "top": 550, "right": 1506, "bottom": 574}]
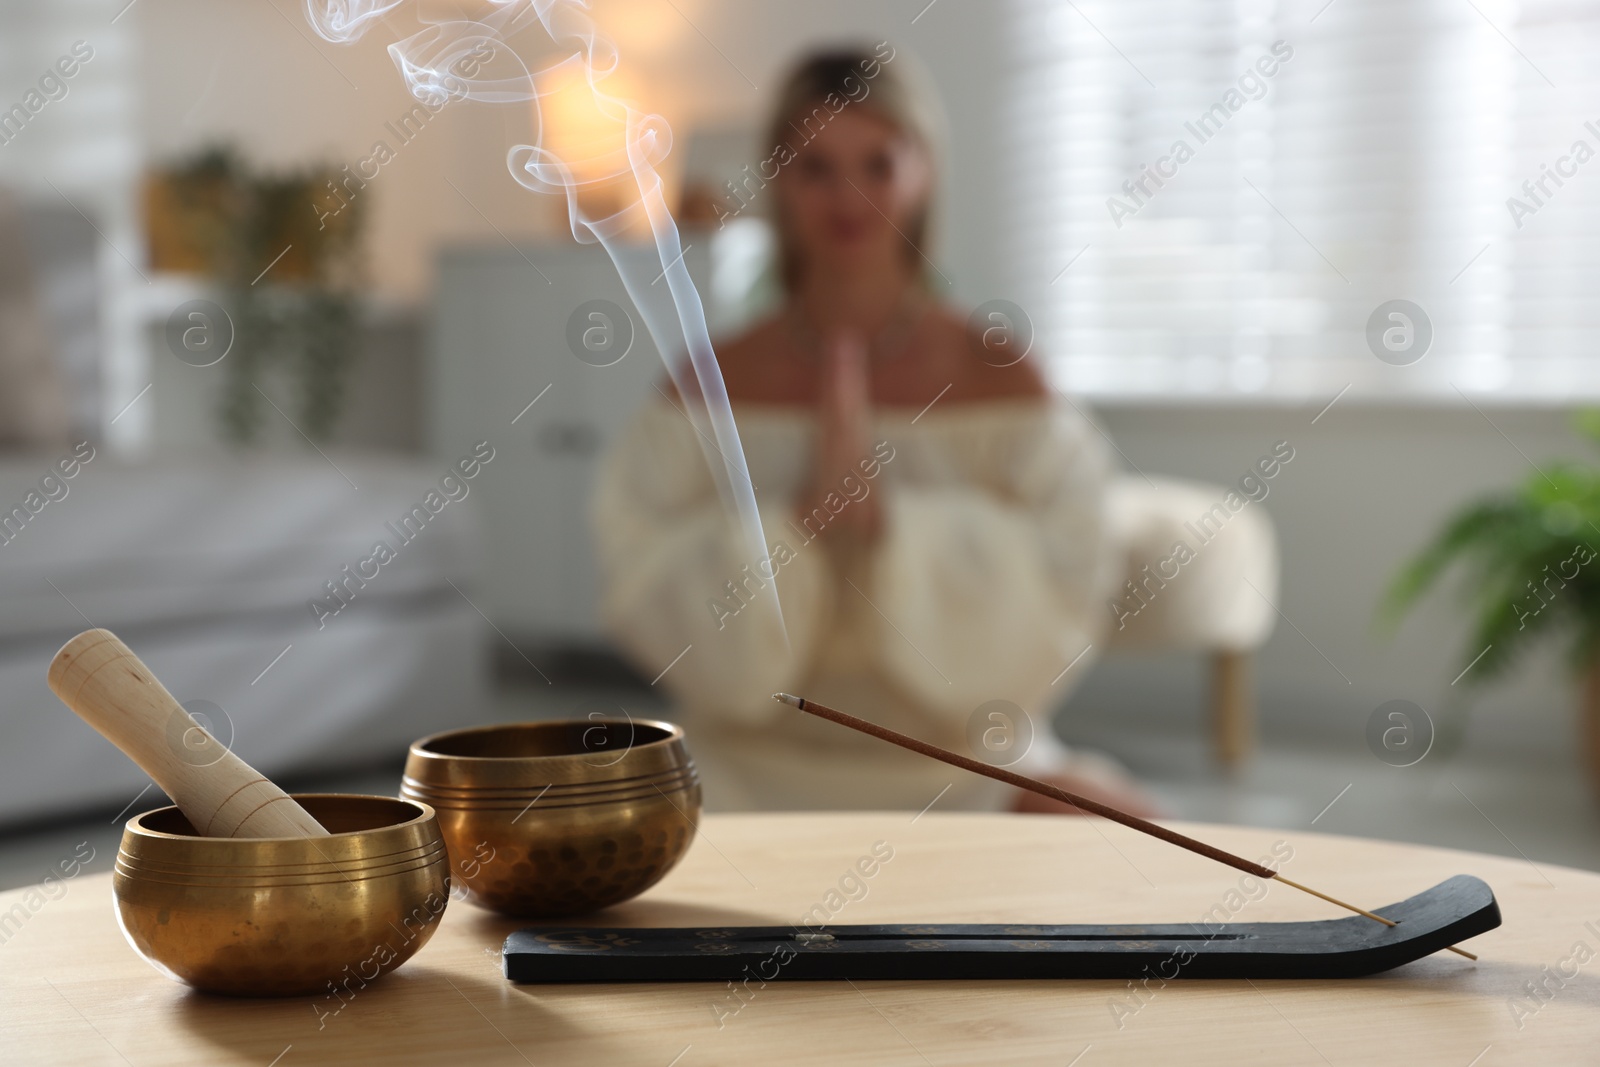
[
  {"left": 135, "top": 0, "right": 494, "bottom": 301},
  {"left": 1, "top": 0, "right": 143, "bottom": 447},
  {"left": 131, "top": 0, "right": 1009, "bottom": 305}
]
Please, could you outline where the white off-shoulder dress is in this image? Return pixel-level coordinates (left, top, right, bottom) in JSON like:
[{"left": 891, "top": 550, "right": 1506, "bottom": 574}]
[{"left": 590, "top": 397, "right": 1114, "bottom": 811}]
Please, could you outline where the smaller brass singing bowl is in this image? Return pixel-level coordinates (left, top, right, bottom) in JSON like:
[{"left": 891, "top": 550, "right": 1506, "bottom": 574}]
[
  {"left": 113, "top": 795, "right": 449, "bottom": 997},
  {"left": 402, "top": 719, "right": 700, "bottom": 917}
]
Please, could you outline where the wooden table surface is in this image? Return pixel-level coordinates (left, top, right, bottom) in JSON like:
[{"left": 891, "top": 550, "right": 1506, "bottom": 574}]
[{"left": 1, "top": 812, "right": 1594, "bottom": 1065}]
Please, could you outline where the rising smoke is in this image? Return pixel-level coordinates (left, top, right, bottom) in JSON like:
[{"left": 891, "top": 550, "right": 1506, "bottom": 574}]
[{"left": 305, "top": 0, "right": 783, "bottom": 642}]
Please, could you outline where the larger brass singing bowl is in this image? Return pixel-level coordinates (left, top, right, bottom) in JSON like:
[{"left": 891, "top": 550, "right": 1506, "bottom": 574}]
[
  {"left": 402, "top": 719, "right": 700, "bottom": 917},
  {"left": 114, "top": 794, "right": 449, "bottom": 997}
]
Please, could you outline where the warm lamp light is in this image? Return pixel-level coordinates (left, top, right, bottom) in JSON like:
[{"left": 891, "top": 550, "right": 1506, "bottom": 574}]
[
  {"left": 536, "top": 63, "right": 632, "bottom": 179},
  {"left": 531, "top": 60, "right": 678, "bottom": 233}
]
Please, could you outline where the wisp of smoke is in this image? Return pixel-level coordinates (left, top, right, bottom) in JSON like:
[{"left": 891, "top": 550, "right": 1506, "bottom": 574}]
[
  {"left": 305, "top": 0, "right": 406, "bottom": 45},
  {"left": 305, "top": 0, "right": 785, "bottom": 645}
]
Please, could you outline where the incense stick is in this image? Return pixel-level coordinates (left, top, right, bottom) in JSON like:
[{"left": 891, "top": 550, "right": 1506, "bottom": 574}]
[{"left": 773, "top": 693, "right": 1477, "bottom": 961}]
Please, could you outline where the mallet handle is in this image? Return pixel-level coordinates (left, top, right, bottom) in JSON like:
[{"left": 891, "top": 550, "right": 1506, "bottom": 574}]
[{"left": 49, "top": 629, "right": 328, "bottom": 838}]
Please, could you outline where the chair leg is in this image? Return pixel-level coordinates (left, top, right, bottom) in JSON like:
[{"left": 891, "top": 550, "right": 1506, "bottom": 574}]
[
  {"left": 1210, "top": 650, "right": 1253, "bottom": 769},
  {"left": 1582, "top": 660, "right": 1600, "bottom": 799}
]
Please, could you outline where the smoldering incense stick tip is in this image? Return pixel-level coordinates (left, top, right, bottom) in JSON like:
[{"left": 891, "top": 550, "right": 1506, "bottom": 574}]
[{"left": 773, "top": 693, "right": 803, "bottom": 708}]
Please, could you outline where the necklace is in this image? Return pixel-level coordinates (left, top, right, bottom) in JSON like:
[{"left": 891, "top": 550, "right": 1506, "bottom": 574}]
[{"left": 785, "top": 289, "right": 929, "bottom": 366}]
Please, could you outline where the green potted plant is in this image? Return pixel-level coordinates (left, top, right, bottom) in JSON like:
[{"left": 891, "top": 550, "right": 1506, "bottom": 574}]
[
  {"left": 149, "top": 145, "right": 364, "bottom": 444},
  {"left": 1384, "top": 412, "right": 1600, "bottom": 784}
]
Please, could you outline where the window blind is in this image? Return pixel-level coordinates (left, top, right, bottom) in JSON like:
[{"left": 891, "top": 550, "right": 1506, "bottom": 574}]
[
  {"left": 999, "top": 0, "right": 1600, "bottom": 402},
  {"left": 0, "top": 0, "right": 141, "bottom": 444}
]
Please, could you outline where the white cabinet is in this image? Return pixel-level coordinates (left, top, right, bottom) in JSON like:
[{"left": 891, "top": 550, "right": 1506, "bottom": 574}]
[{"left": 429, "top": 239, "right": 716, "bottom": 644}]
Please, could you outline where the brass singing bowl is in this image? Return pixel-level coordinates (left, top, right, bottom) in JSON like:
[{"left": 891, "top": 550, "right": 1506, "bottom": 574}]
[
  {"left": 401, "top": 719, "right": 700, "bottom": 917},
  {"left": 113, "top": 794, "right": 449, "bottom": 997}
]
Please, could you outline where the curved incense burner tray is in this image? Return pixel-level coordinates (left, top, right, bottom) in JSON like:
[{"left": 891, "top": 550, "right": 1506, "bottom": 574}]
[{"left": 503, "top": 875, "right": 1500, "bottom": 982}]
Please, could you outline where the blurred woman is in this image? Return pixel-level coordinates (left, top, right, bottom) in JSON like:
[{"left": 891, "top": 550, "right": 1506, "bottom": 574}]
[{"left": 593, "top": 46, "right": 1153, "bottom": 815}]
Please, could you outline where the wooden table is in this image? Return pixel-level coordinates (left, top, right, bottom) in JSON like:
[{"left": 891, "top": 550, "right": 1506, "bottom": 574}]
[{"left": 1, "top": 812, "right": 1593, "bottom": 1065}]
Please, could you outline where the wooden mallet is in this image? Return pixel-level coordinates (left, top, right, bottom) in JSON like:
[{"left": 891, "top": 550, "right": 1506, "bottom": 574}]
[
  {"left": 49, "top": 629, "right": 328, "bottom": 838},
  {"left": 774, "top": 693, "right": 1476, "bottom": 960}
]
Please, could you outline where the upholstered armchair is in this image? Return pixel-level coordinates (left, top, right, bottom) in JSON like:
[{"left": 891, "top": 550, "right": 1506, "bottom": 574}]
[{"left": 1105, "top": 476, "right": 1280, "bottom": 767}]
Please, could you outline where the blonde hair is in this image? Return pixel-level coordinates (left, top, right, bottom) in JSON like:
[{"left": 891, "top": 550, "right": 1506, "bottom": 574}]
[{"left": 763, "top": 44, "right": 941, "bottom": 291}]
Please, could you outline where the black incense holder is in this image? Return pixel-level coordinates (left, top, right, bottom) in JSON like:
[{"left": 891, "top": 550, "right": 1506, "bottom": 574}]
[{"left": 504, "top": 875, "right": 1499, "bottom": 982}]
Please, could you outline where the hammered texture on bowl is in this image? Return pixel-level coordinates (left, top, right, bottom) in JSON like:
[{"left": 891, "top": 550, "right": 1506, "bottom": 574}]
[
  {"left": 402, "top": 720, "right": 700, "bottom": 917},
  {"left": 113, "top": 794, "right": 449, "bottom": 996}
]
